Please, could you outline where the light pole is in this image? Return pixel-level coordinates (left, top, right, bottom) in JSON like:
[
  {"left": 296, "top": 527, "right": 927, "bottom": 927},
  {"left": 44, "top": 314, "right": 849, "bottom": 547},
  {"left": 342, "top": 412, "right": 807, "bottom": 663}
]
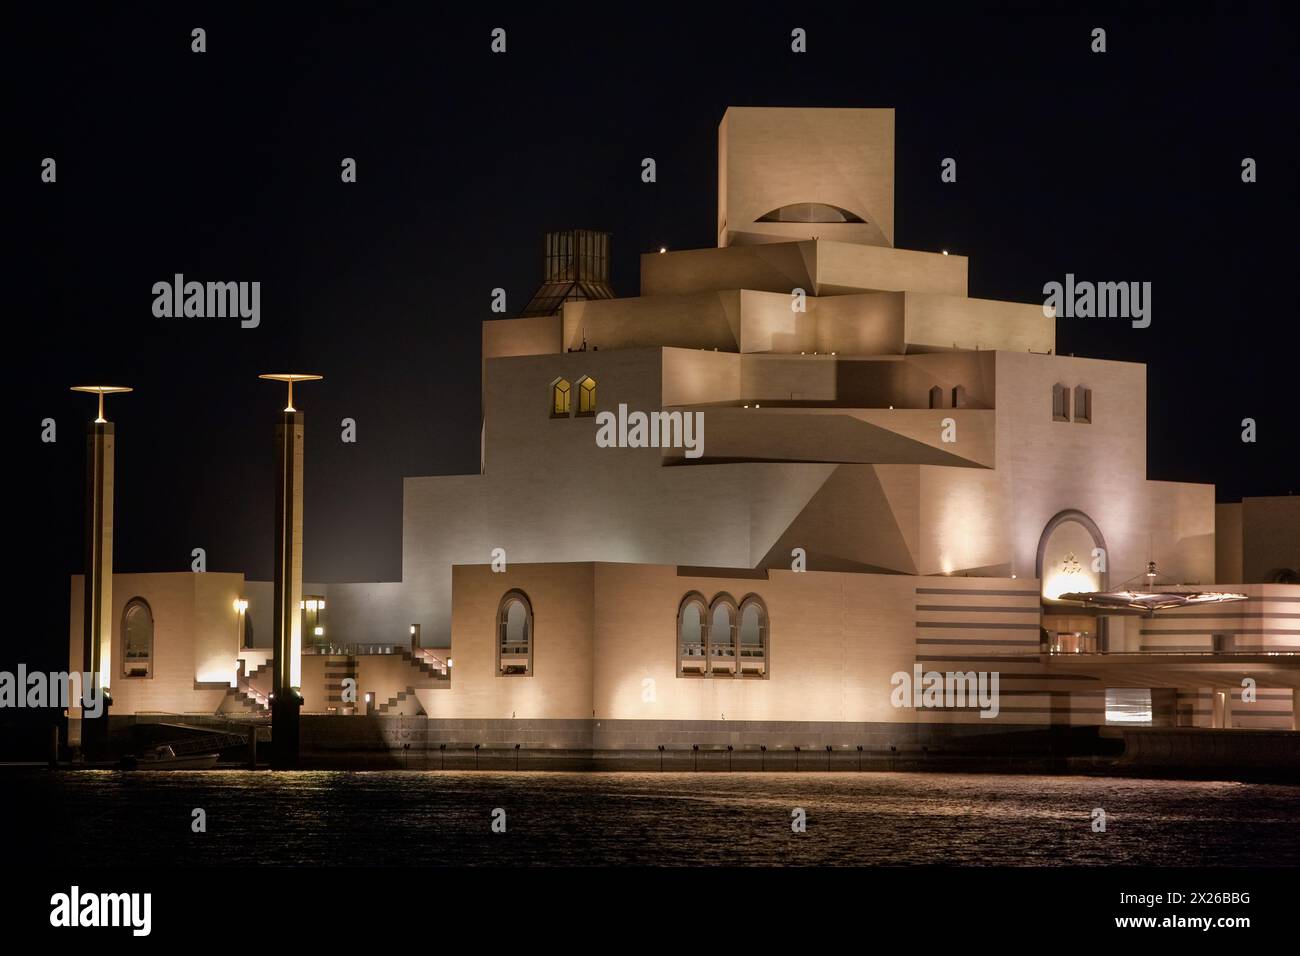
[
  {"left": 259, "top": 373, "right": 322, "bottom": 769},
  {"left": 234, "top": 598, "right": 248, "bottom": 648},
  {"left": 71, "top": 385, "right": 131, "bottom": 760}
]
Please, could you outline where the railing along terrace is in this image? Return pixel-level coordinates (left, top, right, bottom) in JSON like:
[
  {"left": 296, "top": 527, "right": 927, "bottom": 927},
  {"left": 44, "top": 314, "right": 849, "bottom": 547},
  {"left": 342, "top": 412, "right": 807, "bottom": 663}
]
[
  {"left": 305, "top": 642, "right": 404, "bottom": 656},
  {"left": 1045, "top": 649, "right": 1297, "bottom": 657}
]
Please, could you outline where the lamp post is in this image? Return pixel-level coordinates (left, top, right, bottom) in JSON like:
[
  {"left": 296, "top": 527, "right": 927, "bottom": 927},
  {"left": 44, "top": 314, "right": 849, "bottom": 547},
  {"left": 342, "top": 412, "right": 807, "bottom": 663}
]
[
  {"left": 71, "top": 385, "right": 131, "bottom": 760},
  {"left": 234, "top": 598, "right": 248, "bottom": 649},
  {"left": 259, "top": 373, "right": 322, "bottom": 769}
]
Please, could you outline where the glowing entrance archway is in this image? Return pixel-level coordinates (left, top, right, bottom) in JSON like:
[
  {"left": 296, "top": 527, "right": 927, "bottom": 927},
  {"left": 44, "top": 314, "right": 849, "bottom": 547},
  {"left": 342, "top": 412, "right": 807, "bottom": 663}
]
[
  {"left": 1036, "top": 509, "right": 1110, "bottom": 650},
  {"left": 1036, "top": 509, "right": 1109, "bottom": 597}
]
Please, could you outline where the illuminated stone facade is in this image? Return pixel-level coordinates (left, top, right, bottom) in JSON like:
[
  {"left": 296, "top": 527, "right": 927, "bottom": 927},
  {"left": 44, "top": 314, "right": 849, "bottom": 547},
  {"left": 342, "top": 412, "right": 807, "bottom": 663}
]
[{"left": 70, "top": 108, "right": 1299, "bottom": 741}]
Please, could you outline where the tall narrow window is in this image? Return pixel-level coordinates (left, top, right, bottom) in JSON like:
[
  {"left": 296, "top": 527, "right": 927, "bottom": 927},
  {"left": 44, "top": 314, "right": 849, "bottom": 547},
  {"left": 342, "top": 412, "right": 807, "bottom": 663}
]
[
  {"left": 929, "top": 385, "right": 945, "bottom": 409},
  {"left": 496, "top": 590, "right": 533, "bottom": 676},
  {"left": 121, "top": 598, "right": 153, "bottom": 678},
  {"left": 1074, "top": 385, "right": 1092, "bottom": 423},
  {"left": 577, "top": 376, "right": 597, "bottom": 417},
  {"left": 677, "top": 592, "right": 708, "bottom": 676},
  {"left": 707, "top": 594, "right": 738, "bottom": 676},
  {"left": 551, "top": 378, "right": 571, "bottom": 418},
  {"left": 1052, "top": 383, "right": 1071, "bottom": 422},
  {"left": 951, "top": 385, "right": 968, "bottom": 408},
  {"left": 738, "top": 596, "right": 769, "bottom": 678}
]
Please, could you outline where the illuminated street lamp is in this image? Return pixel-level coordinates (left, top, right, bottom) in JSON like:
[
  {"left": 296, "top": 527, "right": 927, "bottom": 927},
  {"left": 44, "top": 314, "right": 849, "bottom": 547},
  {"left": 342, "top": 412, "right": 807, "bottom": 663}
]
[
  {"left": 259, "top": 372, "right": 322, "bottom": 768},
  {"left": 233, "top": 597, "right": 249, "bottom": 649},
  {"left": 70, "top": 385, "right": 131, "bottom": 759}
]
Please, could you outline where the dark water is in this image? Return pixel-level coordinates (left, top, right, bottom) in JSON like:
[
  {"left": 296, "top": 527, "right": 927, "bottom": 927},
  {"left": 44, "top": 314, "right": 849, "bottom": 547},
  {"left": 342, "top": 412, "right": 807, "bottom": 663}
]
[{"left": 12, "top": 770, "right": 1299, "bottom": 866}]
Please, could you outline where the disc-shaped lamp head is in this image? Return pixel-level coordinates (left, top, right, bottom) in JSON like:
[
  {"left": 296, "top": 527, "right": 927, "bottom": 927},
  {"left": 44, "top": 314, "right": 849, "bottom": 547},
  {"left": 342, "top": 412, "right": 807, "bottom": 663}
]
[
  {"left": 258, "top": 373, "right": 323, "bottom": 412},
  {"left": 71, "top": 385, "right": 133, "bottom": 423}
]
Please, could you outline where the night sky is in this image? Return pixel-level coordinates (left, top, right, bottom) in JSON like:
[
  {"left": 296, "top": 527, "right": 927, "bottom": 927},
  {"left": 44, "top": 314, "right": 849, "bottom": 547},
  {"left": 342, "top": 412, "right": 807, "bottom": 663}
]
[{"left": 10, "top": 4, "right": 1297, "bottom": 679}]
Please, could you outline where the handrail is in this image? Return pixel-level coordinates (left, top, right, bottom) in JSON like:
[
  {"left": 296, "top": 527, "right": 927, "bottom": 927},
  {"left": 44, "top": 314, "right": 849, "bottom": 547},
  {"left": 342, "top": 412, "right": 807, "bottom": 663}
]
[
  {"left": 1048, "top": 649, "right": 1297, "bottom": 657},
  {"left": 236, "top": 671, "right": 269, "bottom": 706},
  {"left": 412, "top": 648, "right": 447, "bottom": 669},
  {"left": 305, "top": 642, "right": 403, "bottom": 656}
]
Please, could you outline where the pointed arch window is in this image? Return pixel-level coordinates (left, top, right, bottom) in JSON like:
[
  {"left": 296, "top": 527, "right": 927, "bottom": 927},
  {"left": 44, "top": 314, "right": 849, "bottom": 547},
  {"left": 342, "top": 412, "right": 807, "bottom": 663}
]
[
  {"left": 677, "top": 592, "right": 708, "bottom": 676},
  {"left": 121, "top": 598, "right": 154, "bottom": 678},
  {"left": 738, "top": 595, "right": 769, "bottom": 678},
  {"left": 496, "top": 590, "right": 533, "bottom": 676},
  {"left": 929, "top": 385, "right": 945, "bottom": 409},
  {"left": 678, "top": 591, "right": 770, "bottom": 679},
  {"left": 1052, "top": 383, "right": 1071, "bottom": 422},
  {"left": 707, "top": 594, "right": 738, "bottom": 675},
  {"left": 577, "top": 376, "right": 597, "bottom": 417},
  {"left": 1074, "top": 385, "right": 1092, "bottom": 423},
  {"left": 551, "top": 378, "right": 572, "bottom": 418}
]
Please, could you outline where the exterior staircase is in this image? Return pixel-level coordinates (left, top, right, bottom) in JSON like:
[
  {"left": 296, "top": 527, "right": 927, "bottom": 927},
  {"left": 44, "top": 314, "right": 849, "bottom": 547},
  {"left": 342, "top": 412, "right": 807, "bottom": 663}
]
[
  {"left": 219, "top": 662, "right": 271, "bottom": 714},
  {"left": 370, "top": 651, "right": 449, "bottom": 714},
  {"left": 216, "top": 646, "right": 448, "bottom": 716},
  {"left": 398, "top": 648, "right": 450, "bottom": 686},
  {"left": 376, "top": 687, "right": 422, "bottom": 715}
]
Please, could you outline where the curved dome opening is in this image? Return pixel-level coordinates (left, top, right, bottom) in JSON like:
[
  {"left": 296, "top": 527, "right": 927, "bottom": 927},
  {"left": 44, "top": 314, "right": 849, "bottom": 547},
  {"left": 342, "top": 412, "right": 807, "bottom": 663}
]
[{"left": 755, "top": 202, "right": 865, "bottom": 224}]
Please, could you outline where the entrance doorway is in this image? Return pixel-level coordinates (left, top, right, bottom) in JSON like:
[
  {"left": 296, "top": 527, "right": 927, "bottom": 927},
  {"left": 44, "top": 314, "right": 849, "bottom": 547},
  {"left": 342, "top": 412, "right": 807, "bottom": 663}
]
[{"left": 1212, "top": 690, "right": 1228, "bottom": 728}]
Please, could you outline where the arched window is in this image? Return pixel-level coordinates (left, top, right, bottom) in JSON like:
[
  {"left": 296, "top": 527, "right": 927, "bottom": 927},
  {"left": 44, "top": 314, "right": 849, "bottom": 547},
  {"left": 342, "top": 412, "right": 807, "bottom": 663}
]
[
  {"left": 1073, "top": 385, "right": 1092, "bottom": 423},
  {"left": 756, "top": 203, "right": 865, "bottom": 223},
  {"left": 951, "top": 385, "right": 967, "bottom": 408},
  {"left": 707, "top": 594, "right": 738, "bottom": 675},
  {"left": 121, "top": 598, "right": 153, "bottom": 678},
  {"left": 496, "top": 590, "right": 533, "bottom": 676},
  {"left": 929, "top": 385, "right": 945, "bottom": 409},
  {"left": 678, "top": 592, "right": 769, "bottom": 679},
  {"left": 677, "top": 592, "right": 708, "bottom": 676},
  {"left": 576, "top": 376, "right": 597, "bottom": 417},
  {"left": 1052, "top": 383, "right": 1071, "bottom": 422},
  {"left": 738, "top": 595, "right": 769, "bottom": 678},
  {"left": 551, "top": 378, "right": 571, "bottom": 418}
]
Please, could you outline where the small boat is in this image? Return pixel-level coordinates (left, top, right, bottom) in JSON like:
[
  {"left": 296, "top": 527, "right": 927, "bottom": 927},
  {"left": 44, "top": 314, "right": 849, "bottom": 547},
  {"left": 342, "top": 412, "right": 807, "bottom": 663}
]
[{"left": 120, "top": 745, "right": 219, "bottom": 770}]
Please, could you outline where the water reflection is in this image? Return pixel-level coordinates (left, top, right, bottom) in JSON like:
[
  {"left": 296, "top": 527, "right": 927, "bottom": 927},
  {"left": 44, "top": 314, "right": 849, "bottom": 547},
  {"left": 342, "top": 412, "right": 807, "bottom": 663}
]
[{"left": 13, "top": 770, "right": 1297, "bottom": 867}]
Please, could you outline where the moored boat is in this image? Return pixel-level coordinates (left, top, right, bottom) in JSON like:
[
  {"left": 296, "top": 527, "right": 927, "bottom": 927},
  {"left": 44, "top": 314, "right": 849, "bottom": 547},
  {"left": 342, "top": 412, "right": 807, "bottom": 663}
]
[{"left": 120, "top": 745, "right": 219, "bottom": 770}]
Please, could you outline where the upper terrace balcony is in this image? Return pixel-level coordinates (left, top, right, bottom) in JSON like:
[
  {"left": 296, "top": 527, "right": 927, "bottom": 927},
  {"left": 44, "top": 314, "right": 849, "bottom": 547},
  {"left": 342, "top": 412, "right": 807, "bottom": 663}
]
[
  {"left": 661, "top": 349, "right": 998, "bottom": 415},
  {"left": 562, "top": 284, "right": 1053, "bottom": 357},
  {"left": 639, "top": 238, "right": 967, "bottom": 298},
  {"left": 481, "top": 241, "right": 1052, "bottom": 369}
]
